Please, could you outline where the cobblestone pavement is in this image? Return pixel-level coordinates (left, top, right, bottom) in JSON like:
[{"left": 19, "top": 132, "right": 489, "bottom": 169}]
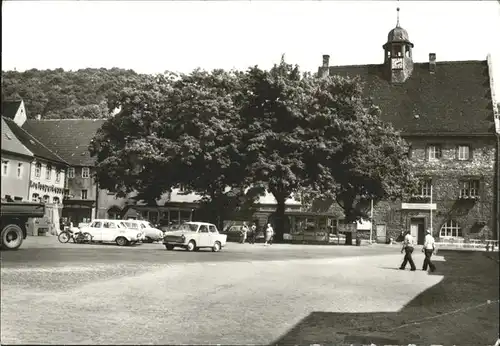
[{"left": 1, "top": 237, "right": 486, "bottom": 345}]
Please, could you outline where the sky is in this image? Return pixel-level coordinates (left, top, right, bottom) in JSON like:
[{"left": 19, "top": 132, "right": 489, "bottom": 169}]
[{"left": 2, "top": 1, "right": 500, "bottom": 96}]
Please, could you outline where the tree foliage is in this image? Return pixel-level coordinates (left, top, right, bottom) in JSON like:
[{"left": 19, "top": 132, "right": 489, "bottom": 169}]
[
  {"left": 301, "top": 75, "right": 417, "bottom": 222},
  {"left": 90, "top": 69, "right": 263, "bottom": 228},
  {"left": 89, "top": 58, "right": 416, "bottom": 237},
  {"left": 1, "top": 68, "right": 149, "bottom": 119}
]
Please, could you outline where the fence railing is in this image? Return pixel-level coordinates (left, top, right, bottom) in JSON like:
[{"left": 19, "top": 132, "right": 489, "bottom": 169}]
[{"left": 435, "top": 239, "right": 499, "bottom": 252}]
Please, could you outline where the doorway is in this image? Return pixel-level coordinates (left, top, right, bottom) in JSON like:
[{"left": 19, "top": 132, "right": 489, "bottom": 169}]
[
  {"left": 410, "top": 218, "right": 425, "bottom": 245},
  {"left": 376, "top": 224, "right": 387, "bottom": 244}
]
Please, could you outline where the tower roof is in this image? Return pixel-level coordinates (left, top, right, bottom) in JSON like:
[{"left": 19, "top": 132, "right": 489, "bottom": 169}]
[
  {"left": 387, "top": 26, "right": 410, "bottom": 43},
  {"left": 385, "top": 7, "right": 413, "bottom": 45}
]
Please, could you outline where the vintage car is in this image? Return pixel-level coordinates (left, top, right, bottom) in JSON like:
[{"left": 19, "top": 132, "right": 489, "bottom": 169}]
[
  {"left": 163, "top": 221, "right": 227, "bottom": 252},
  {"left": 80, "top": 219, "right": 143, "bottom": 246},
  {"left": 123, "top": 220, "right": 163, "bottom": 243}
]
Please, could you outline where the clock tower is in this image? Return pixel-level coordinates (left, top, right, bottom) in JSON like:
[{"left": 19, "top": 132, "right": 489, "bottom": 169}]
[{"left": 383, "top": 8, "right": 414, "bottom": 84}]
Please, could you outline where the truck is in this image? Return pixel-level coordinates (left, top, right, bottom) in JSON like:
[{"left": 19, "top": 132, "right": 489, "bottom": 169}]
[{"left": 0, "top": 199, "right": 46, "bottom": 250}]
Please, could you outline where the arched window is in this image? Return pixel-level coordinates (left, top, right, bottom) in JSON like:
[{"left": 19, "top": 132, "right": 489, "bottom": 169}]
[
  {"left": 43, "top": 195, "right": 50, "bottom": 204},
  {"left": 440, "top": 220, "right": 463, "bottom": 238},
  {"left": 107, "top": 206, "right": 122, "bottom": 220},
  {"left": 53, "top": 196, "right": 60, "bottom": 204},
  {"left": 32, "top": 193, "right": 39, "bottom": 202}
]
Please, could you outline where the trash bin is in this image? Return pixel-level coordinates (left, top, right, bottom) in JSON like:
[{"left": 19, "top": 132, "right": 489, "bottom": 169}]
[{"left": 356, "top": 236, "right": 361, "bottom": 246}]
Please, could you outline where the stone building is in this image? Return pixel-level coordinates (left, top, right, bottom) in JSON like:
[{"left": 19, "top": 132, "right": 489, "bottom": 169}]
[{"left": 318, "top": 14, "right": 499, "bottom": 244}]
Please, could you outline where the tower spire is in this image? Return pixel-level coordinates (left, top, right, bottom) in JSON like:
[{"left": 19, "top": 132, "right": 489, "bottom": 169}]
[{"left": 396, "top": 7, "right": 400, "bottom": 27}]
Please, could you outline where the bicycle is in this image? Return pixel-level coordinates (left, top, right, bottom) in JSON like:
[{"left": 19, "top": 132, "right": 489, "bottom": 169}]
[{"left": 57, "top": 228, "right": 92, "bottom": 244}]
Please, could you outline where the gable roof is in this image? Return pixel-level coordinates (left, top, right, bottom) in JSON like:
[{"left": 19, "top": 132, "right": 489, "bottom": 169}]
[
  {"left": 325, "top": 60, "right": 496, "bottom": 136},
  {"left": 1, "top": 100, "right": 23, "bottom": 120},
  {"left": 3, "top": 117, "right": 68, "bottom": 165},
  {"left": 22, "top": 119, "right": 106, "bottom": 166},
  {"left": 1, "top": 117, "right": 33, "bottom": 158}
]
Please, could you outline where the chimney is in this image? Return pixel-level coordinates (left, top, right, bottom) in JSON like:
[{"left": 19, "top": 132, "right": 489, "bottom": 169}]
[
  {"left": 429, "top": 53, "right": 436, "bottom": 74},
  {"left": 322, "top": 54, "right": 330, "bottom": 68},
  {"left": 36, "top": 114, "right": 41, "bottom": 120}
]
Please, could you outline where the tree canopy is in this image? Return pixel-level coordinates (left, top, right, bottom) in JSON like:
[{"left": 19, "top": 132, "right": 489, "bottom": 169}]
[
  {"left": 89, "top": 59, "right": 415, "bottom": 238},
  {"left": 1, "top": 68, "right": 149, "bottom": 119}
]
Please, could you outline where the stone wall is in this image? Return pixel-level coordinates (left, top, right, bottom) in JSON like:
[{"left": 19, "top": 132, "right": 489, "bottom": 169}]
[{"left": 373, "top": 136, "right": 497, "bottom": 241}]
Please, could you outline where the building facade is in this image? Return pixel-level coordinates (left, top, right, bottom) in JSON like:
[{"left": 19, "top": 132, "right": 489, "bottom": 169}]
[
  {"left": 3, "top": 116, "right": 68, "bottom": 235},
  {"left": 319, "top": 16, "right": 499, "bottom": 244},
  {"left": 22, "top": 119, "right": 106, "bottom": 225},
  {"left": 1, "top": 117, "right": 33, "bottom": 201}
]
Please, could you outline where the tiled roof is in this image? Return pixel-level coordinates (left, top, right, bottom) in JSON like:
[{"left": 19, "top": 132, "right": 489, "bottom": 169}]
[
  {"left": 22, "top": 119, "right": 106, "bottom": 166},
  {"left": 3, "top": 117, "right": 67, "bottom": 165},
  {"left": 1, "top": 117, "right": 33, "bottom": 157},
  {"left": 1, "top": 100, "right": 22, "bottom": 119},
  {"left": 325, "top": 60, "right": 495, "bottom": 135}
]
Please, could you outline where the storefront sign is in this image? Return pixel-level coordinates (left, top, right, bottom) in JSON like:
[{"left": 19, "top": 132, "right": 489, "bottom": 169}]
[{"left": 401, "top": 203, "right": 437, "bottom": 210}]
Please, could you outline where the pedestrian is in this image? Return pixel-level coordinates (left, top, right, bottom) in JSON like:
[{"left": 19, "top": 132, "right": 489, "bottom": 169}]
[
  {"left": 249, "top": 223, "right": 257, "bottom": 244},
  {"left": 265, "top": 223, "right": 274, "bottom": 246},
  {"left": 399, "top": 230, "right": 416, "bottom": 271},
  {"left": 240, "top": 222, "right": 249, "bottom": 244},
  {"left": 422, "top": 229, "right": 436, "bottom": 272}
]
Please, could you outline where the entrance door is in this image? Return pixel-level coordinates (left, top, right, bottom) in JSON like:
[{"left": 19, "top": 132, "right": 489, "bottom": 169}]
[
  {"left": 376, "top": 224, "right": 387, "bottom": 244},
  {"left": 410, "top": 218, "right": 425, "bottom": 245}
]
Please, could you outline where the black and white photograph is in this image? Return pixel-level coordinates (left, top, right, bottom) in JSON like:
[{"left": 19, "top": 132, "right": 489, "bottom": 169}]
[{"left": 1, "top": 0, "right": 499, "bottom": 345}]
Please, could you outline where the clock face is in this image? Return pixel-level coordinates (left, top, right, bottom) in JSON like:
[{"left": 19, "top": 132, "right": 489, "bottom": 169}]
[{"left": 392, "top": 58, "right": 403, "bottom": 69}]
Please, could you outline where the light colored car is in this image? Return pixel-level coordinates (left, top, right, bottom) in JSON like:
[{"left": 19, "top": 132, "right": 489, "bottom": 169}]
[
  {"left": 163, "top": 221, "right": 227, "bottom": 252},
  {"left": 123, "top": 220, "right": 163, "bottom": 243},
  {"left": 81, "top": 219, "right": 143, "bottom": 246}
]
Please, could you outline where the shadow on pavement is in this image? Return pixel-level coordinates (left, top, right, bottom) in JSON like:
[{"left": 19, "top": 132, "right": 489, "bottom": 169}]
[{"left": 271, "top": 250, "right": 499, "bottom": 346}]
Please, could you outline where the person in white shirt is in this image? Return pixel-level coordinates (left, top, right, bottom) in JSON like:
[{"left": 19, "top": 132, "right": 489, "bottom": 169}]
[
  {"left": 422, "top": 229, "right": 436, "bottom": 272},
  {"left": 240, "top": 223, "right": 249, "bottom": 244},
  {"left": 399, "top": 230, "right": 417, "bottom": 271},
  {"left": 265, "top": 224, "right": 274, "bottom": 246}
]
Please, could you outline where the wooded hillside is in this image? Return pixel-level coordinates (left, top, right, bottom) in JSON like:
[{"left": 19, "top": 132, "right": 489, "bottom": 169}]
[{"left": 1, "top": 68, "right": 150, "bottom": 119}]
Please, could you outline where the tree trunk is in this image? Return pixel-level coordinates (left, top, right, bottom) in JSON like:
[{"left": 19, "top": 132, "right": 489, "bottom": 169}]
[{"left": 273, "top": 193, "right": 287, "bottom": 243}]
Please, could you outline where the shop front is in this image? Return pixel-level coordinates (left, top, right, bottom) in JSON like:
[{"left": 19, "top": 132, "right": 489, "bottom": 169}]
[{"left": 62, "top": 199, "right": 95, "bottom": 227}]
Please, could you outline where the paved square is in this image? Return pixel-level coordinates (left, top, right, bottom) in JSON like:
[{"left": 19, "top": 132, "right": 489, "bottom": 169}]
[{"left": 1, "top": 239, "right": 498, "bottom": 345}]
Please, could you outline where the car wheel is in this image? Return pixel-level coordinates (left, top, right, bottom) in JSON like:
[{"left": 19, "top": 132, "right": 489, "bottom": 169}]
[
  {"left": 212, "top": 241, "right": 222, "bottom": 252},
  {"left": 145, "top": 237, "right": 154, "bottom": 243},
  {"left": 1, "top": 224, "right": 24, "bottom": 250},
  {"left": 83, "top": 232, "right": 92, "bottom": 243},
  {"left": 165, "top": 244, "right": 174, "bottom": 250},
  {"left": 116, "top": 236, "right": 129, "bottom": 246},
  {"left": 186, "top": 240, "right": 196, "bottom": 252}
]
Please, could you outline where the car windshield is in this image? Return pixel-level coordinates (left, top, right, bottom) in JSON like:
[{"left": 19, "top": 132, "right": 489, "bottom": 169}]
[
  {"left": 178, "top": 223, "right": 199, "bottom": 232},
  {"left": 146, "top": 222, "right": 156, "bottom": 229},
  {"left": 124, "top": 222, "right": 138, "bottom": 229}
]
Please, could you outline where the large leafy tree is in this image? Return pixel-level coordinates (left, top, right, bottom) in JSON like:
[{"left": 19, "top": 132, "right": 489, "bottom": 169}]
[
  {"left": 240, "top": 57, "right": 313, "bottom": 241},
  {"left": 90, "top": 69, "right": 260, "bottom": 229},
  {"left": 241, "top": 58, "right": 415, "bottom": 240},
  {"left": 302, "top": 75, "right": 417, "bottom": 222}
]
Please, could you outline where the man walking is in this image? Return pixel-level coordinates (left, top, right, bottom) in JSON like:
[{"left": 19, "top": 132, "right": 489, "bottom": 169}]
[
  {"left": 400, "top": 230, "right": 416, "bottom": 271},
  {"left": 422, "top": 229, "right": 436, "bottom": 272},
  {"left": 249, "top": 223, "right": 257, "bottom": 244}
]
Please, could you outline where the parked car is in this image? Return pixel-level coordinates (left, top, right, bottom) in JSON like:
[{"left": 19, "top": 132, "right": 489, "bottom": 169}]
[
  {"left": 80, "top": 219, "right": 143, "bottom": 246},
  {"left": 222, "top": 225, "right": 246, "bottom": 243},
  {"left": 123, "top": 220, "right": 163, "bottom": 243},
  {"left": 160, "top": 223, "right": 181, "bottom": 233},
  {"left": 163, "top": 221, "right": 227, "bottom": 252}
]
